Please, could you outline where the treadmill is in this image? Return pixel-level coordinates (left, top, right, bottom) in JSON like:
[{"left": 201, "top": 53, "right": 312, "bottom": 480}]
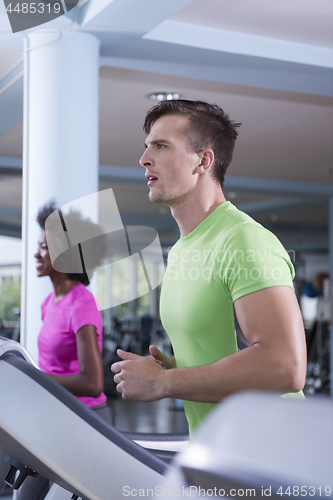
[
  {"left": 0, "top": 338, "right": 187, "bottom": 500},
  {"left": 2, "top": 338, "right": 333, "bottom": 499}
]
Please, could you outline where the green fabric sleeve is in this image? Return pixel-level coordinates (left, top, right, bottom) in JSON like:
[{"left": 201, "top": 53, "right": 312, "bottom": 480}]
[{"left": 219, "top": 223, "right": 295, "bottom": 302}]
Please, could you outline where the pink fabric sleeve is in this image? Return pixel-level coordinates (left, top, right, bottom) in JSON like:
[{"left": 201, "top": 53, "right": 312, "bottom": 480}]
[{"left": 70, "top": 292, "right": 102, "bottom": 336}]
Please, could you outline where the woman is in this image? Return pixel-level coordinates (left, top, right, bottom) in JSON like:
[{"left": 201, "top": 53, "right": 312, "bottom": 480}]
[{"left": 17, "top": 202, "right": 112, "bottom": 500}]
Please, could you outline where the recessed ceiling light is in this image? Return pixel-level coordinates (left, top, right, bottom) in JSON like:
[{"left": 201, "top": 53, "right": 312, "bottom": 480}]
[
  {"left": 149, "top": 92, "right": 181, "bottom": 101},
  {"left": 227, "top": 192, "right": 237, "bottom": 199}
]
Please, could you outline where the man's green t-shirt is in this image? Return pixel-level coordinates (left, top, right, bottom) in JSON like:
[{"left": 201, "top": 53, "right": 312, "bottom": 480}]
[{"left": 160, "top": 202, "right": 304, "bottom": 436}]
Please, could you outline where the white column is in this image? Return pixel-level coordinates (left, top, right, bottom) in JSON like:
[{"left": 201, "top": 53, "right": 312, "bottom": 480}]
[{"left": 21, "top": 30, "right": 100, "bottom": 362}]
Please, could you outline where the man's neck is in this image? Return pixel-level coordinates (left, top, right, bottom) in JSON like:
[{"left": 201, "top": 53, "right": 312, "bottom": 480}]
[{"left": 170, "top": 189, "right": 226, "bottom": 237}]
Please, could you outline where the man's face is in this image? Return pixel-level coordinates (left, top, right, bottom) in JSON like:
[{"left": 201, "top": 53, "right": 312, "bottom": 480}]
[{"left": 139, "top": 114, "right": 201, "bottom": 206}]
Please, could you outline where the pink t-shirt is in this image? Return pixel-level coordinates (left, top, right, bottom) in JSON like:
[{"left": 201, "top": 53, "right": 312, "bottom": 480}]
[{"left": 38, "top": 283, "right": 107, "bottom": 408}]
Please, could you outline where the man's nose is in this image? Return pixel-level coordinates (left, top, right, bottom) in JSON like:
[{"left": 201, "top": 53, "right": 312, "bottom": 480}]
[{"left": 139, "top": 149, "right": 152, "bottom": 167}]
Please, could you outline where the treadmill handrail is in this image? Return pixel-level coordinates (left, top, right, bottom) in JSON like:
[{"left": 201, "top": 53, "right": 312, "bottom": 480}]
[{"left": 1, "top": 351, "right": 167, "bottom": 476}]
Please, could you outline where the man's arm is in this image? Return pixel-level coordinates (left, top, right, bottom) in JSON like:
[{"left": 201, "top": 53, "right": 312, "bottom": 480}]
[{"left": 111, "top": 286, "right": 307, "bottom": 402}]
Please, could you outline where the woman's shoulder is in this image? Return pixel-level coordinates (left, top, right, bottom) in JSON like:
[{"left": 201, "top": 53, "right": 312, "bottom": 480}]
[
  {"left": 41, "top": 291, "right": 55, "bottom": 310},
  {"left": 69, "top": 283, "right": 98, "bottom": 309},
  {"left": 69, "top": 284, "right": 102, "bottom": 332}
]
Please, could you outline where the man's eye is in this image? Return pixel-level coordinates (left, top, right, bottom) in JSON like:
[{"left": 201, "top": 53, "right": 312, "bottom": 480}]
[{"left": 157, "top": 144, "right": 165, "bottom": 149}]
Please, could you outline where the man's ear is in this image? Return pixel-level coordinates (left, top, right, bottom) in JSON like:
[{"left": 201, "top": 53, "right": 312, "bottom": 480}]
[{"left": 195, "top": 149, "right": 214, "bottom": 174}]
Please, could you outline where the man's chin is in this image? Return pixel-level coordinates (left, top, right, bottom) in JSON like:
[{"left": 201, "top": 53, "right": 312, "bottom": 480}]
[
  {"left": 148, "top": 188, "right": 173, "bottom": 206},
  {"left": 149, "top": 191, "right": 163, "bottom": 204},
  {"left": 150, "top": 197, "right": 167, "bottom": 206}
]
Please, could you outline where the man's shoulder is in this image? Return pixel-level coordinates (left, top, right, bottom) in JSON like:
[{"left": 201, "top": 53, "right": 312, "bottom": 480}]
[
  {"left": 209, "top": 203, "right": 263, "bottom": 241},
  {"left": 210, "top": 205, "right": 290, "bottom": 262},
  {"left": 169, "top": 203, "right": 278, "bottom": 253}
]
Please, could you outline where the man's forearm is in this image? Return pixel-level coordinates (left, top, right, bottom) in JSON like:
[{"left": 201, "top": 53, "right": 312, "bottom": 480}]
[
  {"left": 112, "top": 311, "right": 306, "bottom": 403},
  {"left": 160, "top": 343, "right": 305, "bottom": 403}
]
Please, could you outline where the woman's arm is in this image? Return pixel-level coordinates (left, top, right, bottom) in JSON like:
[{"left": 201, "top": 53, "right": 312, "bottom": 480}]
[{"left": 45, "top": 324, "right": 104, "bottom": 398}]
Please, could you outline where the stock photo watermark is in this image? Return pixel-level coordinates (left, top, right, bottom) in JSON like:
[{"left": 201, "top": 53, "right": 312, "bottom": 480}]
[
  {"left": 122, "top": 485, "right": 332, "bottom": 497},
  {"left": 44, "top": 188, "right": 165, "bottom": 311},
  {"left": 165, "top": 247, "right": 296, "bottom": 282},
  {"left": 3, "top": 0, "right": 79, "bottom": 33}
]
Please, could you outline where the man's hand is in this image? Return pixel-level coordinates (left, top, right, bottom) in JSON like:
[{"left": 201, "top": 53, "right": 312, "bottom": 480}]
[
  {"left": 111, "top": 349, "right": 167, "bottom": 401},
  {"left": 149, "top": 345, "right": 176, "bottom": 370}
]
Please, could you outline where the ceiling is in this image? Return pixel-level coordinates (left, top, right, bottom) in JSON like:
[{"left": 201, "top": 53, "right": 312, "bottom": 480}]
[
  {"left": 170, "top": 0, "right": 333, "bottom": 47},
  {"left": 0, "top": 0, "right": 332, "bottom": 252}
]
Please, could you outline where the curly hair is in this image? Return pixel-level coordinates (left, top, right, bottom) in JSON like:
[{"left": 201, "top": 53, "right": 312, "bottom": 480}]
[
  {"left": 37, "top": 201, "right": 107, "bottom": 286},
  {"left": 143, "top": 99, "right": 241, "bottom": 188}
]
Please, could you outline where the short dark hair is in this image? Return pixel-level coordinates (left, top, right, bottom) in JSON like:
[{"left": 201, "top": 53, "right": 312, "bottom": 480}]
[
  {"left": 37, "top": 201, "right": 107, "bottom": 286},
  {"left": 143, "top": 99, "right": 241, "bottom": 188}
]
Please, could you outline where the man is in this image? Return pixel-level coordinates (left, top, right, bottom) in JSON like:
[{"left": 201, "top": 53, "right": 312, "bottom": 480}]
[{"left": 111, "top": 100, "right": 307, "bottom": 436}]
